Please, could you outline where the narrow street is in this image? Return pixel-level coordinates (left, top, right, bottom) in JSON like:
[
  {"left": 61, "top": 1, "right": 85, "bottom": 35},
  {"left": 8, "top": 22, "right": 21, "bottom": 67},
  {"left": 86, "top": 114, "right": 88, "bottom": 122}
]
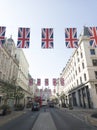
[{"left": 0, "top": 107, "right": 97, "bottom": 130}]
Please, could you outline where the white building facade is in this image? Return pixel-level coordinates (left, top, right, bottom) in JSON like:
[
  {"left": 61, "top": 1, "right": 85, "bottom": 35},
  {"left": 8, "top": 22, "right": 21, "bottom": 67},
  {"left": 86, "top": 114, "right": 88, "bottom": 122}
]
[
  {"left": 0, "top": 38, "right": 19, "bottom": 105},
  {"left": 15, "top": 48, "right": 31, "bottom": 104},
  {"left": 61, "top": 28, "right": 97, "bottom": 109},
  {"left": 0, "top": 37, "right": 32, "bottom": 106}
]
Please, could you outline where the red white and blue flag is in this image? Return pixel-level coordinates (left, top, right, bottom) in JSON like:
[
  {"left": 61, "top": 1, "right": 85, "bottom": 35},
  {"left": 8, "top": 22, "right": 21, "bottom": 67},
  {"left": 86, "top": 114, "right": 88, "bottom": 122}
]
[
  {"left": 53, "top": 78, "right": 57, "bottom": 86},
  {"left": 65, "top": 28, "right": 78, "bottom": 48},
  {"left": 37, "top": 79, "right": 41, "bottom": 86},
  {"left": 60, "top": 78, "right": 64, "bottom": 86},
  {"left": 45, "top": 78, "right": 49, "bottom": 86},
  {"left": 29, "top": 78, "right": 33, "bottom": 86},
  {"left": 17, "top": 27, "right": 30, "bottom": 48},
  {"left": 87, "top": 27, "right": 97, "bottom": 47},
  {"left": 41, "top": 28, "right": 53, "bottom": 48},
  {"left": 0, "top": 26, "right": 6, "bottom": 46}
]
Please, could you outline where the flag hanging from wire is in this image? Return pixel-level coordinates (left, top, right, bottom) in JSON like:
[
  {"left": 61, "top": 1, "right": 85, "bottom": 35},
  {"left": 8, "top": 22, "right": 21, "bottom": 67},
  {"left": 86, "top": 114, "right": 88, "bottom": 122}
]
[
  {"left": 45, "top": 78, "right": 49, "bottom": 86},
  {"left": 0, "top": 26, "right": 6, "bottom": 46},
  {"left": 37, "top": 78, "right": 41, "bottom": 86},
  {"left": 60, "top": 78, "right": 64, "bottom": 86},
  {"left": 17, "top": 27, "right": 30, "bottom": 48},
  {"left": 53, "top": 78, "right": 57, "bottom": 86},
  {"left": 65, "top": 28, "right": 78, "bottom": 48},
  {"left": 41, "top": 28, "right": 54, "bottom": 48},
  {"left": 29, "top": 78, "right": 33, "bottom": 86},
  {"left": 87, "top": 27, "right": 97, "bottom": 47}
]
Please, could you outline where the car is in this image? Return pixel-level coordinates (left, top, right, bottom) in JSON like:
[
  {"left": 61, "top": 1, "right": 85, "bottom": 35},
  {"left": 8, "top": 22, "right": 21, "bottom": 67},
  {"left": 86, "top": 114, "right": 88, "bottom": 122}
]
[
  {"left": 31, "top": 102, "right": 40, "bottom": 111},
  {"left": 48, "top": 102, "right": 54, "bottom": 108}
]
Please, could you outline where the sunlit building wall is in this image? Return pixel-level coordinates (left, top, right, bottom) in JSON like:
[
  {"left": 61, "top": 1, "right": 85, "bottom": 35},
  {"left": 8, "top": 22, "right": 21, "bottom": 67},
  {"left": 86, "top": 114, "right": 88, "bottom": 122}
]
[
  {"left": 61, "top": 30, "right": 97, "bottom": 108},
  {"left": 0, "top": 38, "right": 19, "bottom": 105},
  {"left": 15, "top": 49, "right": 29, "bottom": 92}
]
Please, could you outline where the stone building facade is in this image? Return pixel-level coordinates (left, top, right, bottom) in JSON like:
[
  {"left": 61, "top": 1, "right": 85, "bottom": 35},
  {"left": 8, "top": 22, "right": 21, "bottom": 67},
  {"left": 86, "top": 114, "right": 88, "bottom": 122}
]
[
  {"left": 60, "top": 28, "right": 97, "bottom": 109},
  {"left": 0, "top": 37, "right": 33, "bottom": 106},
  {"left": 0, "top": 38, "right": 19, "bottom": 106}
]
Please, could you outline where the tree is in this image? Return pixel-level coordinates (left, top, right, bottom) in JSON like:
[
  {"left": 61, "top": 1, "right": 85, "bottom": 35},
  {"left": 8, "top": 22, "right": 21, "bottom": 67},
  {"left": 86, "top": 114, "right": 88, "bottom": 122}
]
[
  {"left": 14, "top": 86, "right": 24, "bottom": 105},
  {"left": 0, "top": 80, "right": 15, "bottom": 104},
  {"left": 0, "top": 80, "right": 24, "bottom": 105},
  {"left": 60, "top": 93, "right": 66, "bottom": 107}
]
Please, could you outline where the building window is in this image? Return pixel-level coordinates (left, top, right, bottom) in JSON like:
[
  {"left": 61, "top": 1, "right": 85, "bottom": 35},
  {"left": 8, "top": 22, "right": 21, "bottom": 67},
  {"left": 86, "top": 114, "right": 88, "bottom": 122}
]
[
  {"left": 74, "top": 62, "right": 76, "bottom": 66},
  {"left": 80, "top": 52, "right": 83, "bottom": 58},
  {"left": 77, "top": 79, "right": 78, "bottom": 85},
  {"left": 80, "top": 77, "right": 82, "bottom": 84},
  {"left": 82, "top": 62, "right": 85, "bottom": 69},
  {"left": 95, "top": 84, "right": 97, "bottom": 94},
  {"left": 78, "top": 67, "right": 80, "bottom": 73},
  {"left": 84, "top": 73, "right": 87, "bottom": 81},
  {"left": 78, "top": 58, "right": 80, "bottom": 62},
  {"left": 77, "top": 51, "right": 79, "bottom": 56},
  {"left": 73, "top": 74, "right": 75, "bottom": 79},
  {"left": 90, "top": 49, "right": 95, "bottom": 55},
  {"left": 92, "top": 59, "right": 97, "bottom": 66},
  {"left": 75, "top": 70, "right": 77, "bottom": 75},
  {"left": 94, "top": 71, "right": 97, "bottom": 79}
]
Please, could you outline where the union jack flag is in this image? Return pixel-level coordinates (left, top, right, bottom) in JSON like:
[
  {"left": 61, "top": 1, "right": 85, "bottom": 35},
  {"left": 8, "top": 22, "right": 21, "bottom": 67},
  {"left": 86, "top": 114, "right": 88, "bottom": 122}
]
[
  {"left": 37, "top": 78, "right": 41, "bottom": 86},
  {"left": 40, "top": 89, "right": 43, "bottom": 93},
  {"left": 65, "top": 28, "right": 78, "bottom": 48},
  {"left": 17, "top": 27, "right": 30, "bottom": 48},
  {"left": 53, "top": 78, "right": 57, "bottom": 86},
  {"left": 41, "top": 28, "right": 54, "bottom": 48},
  {"left": 87, "top": 27, "right": 97, "bottom": 47},
  {"left": 0, "top": 26, "right": 6, "bottom": 46},
  {"left": 29, "top": 78, "right": 33, "bottom": 86},
  {"left": 60, "top": 78, "right": 64, "bottom": 86},
  {"left": 45, "top": 78, "right": 49, "bottom": 86}
]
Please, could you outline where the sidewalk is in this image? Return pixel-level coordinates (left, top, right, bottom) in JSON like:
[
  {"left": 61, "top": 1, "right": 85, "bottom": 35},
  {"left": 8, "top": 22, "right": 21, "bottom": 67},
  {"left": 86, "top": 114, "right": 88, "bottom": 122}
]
[
  {"left": 56, "top": 105, "right": 97, "bottom": 127},
  {"left": 32, "top": 111, "right": 57, "bottom": 130},
  {"left": 0, "top": 109, "right": 27, "bottom": 126}
]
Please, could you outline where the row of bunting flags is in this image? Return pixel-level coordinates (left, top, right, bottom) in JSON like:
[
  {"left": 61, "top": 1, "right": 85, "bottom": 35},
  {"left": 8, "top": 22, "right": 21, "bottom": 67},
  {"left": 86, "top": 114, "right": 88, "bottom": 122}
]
[
  {"left": 29, "top": 78, "right": 65, "bottom": 86},
  {"left": 0, "top": 26, "right": 97, "bottom": 48}
]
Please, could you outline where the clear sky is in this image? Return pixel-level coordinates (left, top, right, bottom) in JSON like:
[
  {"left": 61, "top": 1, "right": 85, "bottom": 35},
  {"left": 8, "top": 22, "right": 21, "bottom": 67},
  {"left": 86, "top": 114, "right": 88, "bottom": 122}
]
[{"left": 0, "top": 0, "right": 97, "bottom": 89}]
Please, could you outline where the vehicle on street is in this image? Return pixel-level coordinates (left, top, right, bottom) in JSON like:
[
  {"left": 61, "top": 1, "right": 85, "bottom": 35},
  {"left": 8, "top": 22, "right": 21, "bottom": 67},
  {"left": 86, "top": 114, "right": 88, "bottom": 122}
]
[
  {"left": 34, "top": 96, "right": 42, "bottom": 107},
  {"left": 42, "top": 99, "right": 47, "bottom": 106},
  {"left": 31, "top": 102, "right": 40, "bottom": 111},
  {"left": 48, "top": 101, "right": 54, "bottom": 107}
]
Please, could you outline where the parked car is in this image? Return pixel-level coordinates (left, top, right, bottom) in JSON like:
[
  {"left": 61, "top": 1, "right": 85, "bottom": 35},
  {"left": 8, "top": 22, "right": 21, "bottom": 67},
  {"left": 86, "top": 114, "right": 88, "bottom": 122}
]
[{"left": 31, "top": 102, "right": 40, "bottom": 111}]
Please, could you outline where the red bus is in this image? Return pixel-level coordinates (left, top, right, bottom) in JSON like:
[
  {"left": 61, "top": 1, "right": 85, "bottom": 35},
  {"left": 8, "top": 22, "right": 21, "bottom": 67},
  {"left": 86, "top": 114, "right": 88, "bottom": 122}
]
[{"left": 34, "top": 96, "right": 42, "bottom": 107}]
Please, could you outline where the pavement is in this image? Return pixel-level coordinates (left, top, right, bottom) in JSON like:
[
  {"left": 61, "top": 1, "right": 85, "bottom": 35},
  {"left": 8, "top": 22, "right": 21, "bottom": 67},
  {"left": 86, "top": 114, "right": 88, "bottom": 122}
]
[
  {"left": 0, "top": 109, "right": 27, "bottom": 126},
  {"left": 55, "top": 105, "right": 97, "bottom": 127}
]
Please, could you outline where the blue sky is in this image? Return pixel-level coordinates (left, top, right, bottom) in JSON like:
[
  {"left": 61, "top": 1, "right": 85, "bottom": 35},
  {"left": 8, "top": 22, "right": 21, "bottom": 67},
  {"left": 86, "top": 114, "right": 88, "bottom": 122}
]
[{"left": 0, "top": 0, "right": 97, "bottom": 89}]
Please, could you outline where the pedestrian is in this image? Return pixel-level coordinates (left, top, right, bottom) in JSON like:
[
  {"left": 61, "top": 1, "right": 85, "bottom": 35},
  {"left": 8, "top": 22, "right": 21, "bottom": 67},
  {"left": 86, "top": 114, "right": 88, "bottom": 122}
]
[{"left": 59, "top": 103, "right": 60, "bottom": 108}]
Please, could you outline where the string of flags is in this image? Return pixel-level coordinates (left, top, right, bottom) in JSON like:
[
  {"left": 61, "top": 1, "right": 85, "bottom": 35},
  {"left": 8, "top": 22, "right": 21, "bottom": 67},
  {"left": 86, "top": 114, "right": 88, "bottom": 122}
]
[
  {"left": 29, "top": 78, "right": 65, "bottom": 86},
  {"left": 0, "top": 26, "right": 97, "bottom": 48}
]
